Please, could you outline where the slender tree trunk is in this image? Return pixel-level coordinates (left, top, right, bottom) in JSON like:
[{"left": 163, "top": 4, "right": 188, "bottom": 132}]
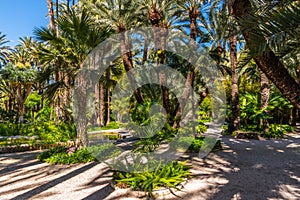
[
  {"left": 118, "top": 27, "right": 144, "bottom": 104},
  {"left": 142, "top": 34, "right": 148, "bottom": 64},
  {"left": 55, "top": 0, "right": 59, "bottom": 20},
  {"left": 291, "top": 107, "right": 299, "bottom": 125},
  {"left": 233, "top": 0, "right": 300, "bottom": 110},
  {"left": 47, "top": 0, "right": 55, "bottom": 30},
  {"left": 105, "top": 70, "right": 110, "bottom": 126},
  {"left": 259, "top": 69, "right": 270, "bottom": 129},
  {"left": 75, "top": 71, "right": 89, "bottom": 148},
  {"left": 99, "top": 82, "right": 105, "bottom": 126},
  {"left": 55, "top": 0, "right": 59, "bottom": 37},
  {"left": 173, "top": 6, "right": 198, "bottom": 128},
  {"left": 158, "top": 25, "right": 171, "bottom": 121},
  {"left": 16, "top": 84, "right": 31, "bottom": 124},
  {"left": 229, "top": 0, "right": 240, "bottom": 131},
  {"left": 149, "top": 7, "right": 171, "bottom": 122}
]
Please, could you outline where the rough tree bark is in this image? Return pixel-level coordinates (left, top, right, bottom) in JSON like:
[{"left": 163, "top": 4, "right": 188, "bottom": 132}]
[
  {"left": 229, "top": 0, "right": 240, "bottom": 131},
  {"left": 259, "top": 69, "right": 270, "bottom": 129},
  {"left": 149, "top": 5, "right": 171, "bottom": 122},
  {"left": 173, "top": 5, "right": 201, "bottom": 128},
  {"left": 47, "top": 0, "right": 55, "bottom": 30},
  {"left": 75, "top": 71, "right": 89, "bottom": 148}
]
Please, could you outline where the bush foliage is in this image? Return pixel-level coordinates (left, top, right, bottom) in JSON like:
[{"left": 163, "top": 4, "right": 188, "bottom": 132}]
[
  {"left": 113, "top": 161, "right": 191, "bottom": 198},
  {"left": 37, "top": 146, "right": 95, "bottom": 164}
]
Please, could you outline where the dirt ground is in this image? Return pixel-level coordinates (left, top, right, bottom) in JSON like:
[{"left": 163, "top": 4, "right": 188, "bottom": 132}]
[{"left": 0, "top": 133, "right": 299, "bottom": 200}]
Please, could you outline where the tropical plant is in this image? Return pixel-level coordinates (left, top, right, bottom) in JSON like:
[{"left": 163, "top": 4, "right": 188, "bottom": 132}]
[
  {"left": 113, "top": 161, "right": 191, "bottom": 198},
  {"left": 80, "top": 0, "right": 145, "bottom": 103},
  {"left": 37, "top": 146, "right": 95, "bottom": 164},
  {"left": 0, "top": 63, "right": 37, "bottom": 123},
  {"left": 233, "top": 0, "right": 300, "bottom": 110},
  {"left": 0, "top": 32, "right": 10, "bottom": 67},
  {"left": 35, "top": 6, "right": 112, "bottom": 147}
]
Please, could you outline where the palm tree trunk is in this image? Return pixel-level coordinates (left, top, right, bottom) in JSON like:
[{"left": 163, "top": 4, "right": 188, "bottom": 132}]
[
  {"left": 173, "top": 6, "right": 198, "bottom": 128},
  {"left": 75, "top": 71, "right": 89, "bottom": 148},
  {"left": 16, "top": 84, "right": 32, "bottom": 124},
  {"left": 55, "top": 0, "right": 59, "bottom": 20},
  {"left": 158, "top": 26, "right": 171, "bottom": 121},
  {"left": 99, "top": 82, "right": 105, "bottom": 126},
  {"left": 47, "top": 0, "right": 55, "bottom": 30},
  {"left": 259, "top": 69, "right": 270, "bottom": 129},
  {"left": 118, "top": 28, "right": 144, "bottom": 104},
  {"left": 233, "top": 0, "right": 300, "bottom": 110},
  {"left": 142, "top": 34, "right": 148, "bottom": 63},
  {"left": 105, "top": 70, "right": 110, "bottom": 126},
  {"left": 149, "top": 7, "right": 171, "bottom": 122},
  {"left": 229, "top": 0, "right": 240, "bottom": 131},
  {"left": 291, "top": 107, "right": 299, "bottom": 125},
  {"left": 55, "top": 0, "right": 59, "bottom": 36}
]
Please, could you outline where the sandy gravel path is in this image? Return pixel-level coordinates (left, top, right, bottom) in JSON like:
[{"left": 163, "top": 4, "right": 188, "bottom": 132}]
[{"left": 0, "top": 133, "right": 299, "bottom": 200}]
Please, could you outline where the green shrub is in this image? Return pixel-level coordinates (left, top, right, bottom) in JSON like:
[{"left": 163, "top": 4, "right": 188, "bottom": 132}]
[
  {"left": 0, "top": 121, "right": 75, "bottom": 143},
  {"left": 108, "top": 135, "right": 118, "bottom": 140},
  {"left": 173, "top": 136, "right": 222, "bottom": 152},
  {"left": 88, "top": 121, "right": 120, "bottom": 132},
  {"left": 37, "top": 146, "right": 96, "bottom": 164},
  {"left": 0, "top": 123, "right": 20, "bottom": 136},
  {"left": 133, "top": 125, "right": 177, "bottom": 153},
  {"left": 29, "top": 121, "right": 76, "bottom": 142},
  {"left": 261, "top": 124, "right": 293, "bottom": 138},
  {"left": 37, "top": 146, "right": 66, "bottom": 162},
  {"left": 87, "top": 143, "right": 122, "bottom": 161},
  {"left": 101, "top": 121, "right": 119, "bottom": 130},
  {"left": 113, "top": 161, "right": 191, "bottom": 198},
  {"left": 196, "top": 123, "right": 207, "bottom": 134}
]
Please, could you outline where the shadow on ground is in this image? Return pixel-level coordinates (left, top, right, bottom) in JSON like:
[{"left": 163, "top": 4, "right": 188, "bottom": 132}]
[
  {"left": 175, "top": 134, "right": 300, "bottom": 200},
  {"left": 0, "top": 134, "right": 299, "bottom": 199}
]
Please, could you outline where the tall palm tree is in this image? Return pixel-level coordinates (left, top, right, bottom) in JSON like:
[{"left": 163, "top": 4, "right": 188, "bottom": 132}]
[
  {"left": 172, "top": 0, "right": 215, "bottom": 128},
  {"left": 139, "top": 0, "right": 179, "bottom": 123},
  {"left": 35, "top": 6, "right": 111, "bottom": 147},
  {"left": 2, "top": 38, "right": 37, "bottom": 123},
  {"left": 80, "top": 0, "right": 145, "bottom": 104},
  {"left": 233, "top": 0, "right": 300, "bottom": 110}
]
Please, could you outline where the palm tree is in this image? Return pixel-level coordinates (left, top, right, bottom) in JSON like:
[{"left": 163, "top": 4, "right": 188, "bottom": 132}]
[
  {"left": 172, "top": 0, "right": 215, "bottom": 128},
  {"left": 138, "top": 0, "right": 180, "bottom": 123},
  {"left": 0, "top": 32, "right": 10, "bottom": 68},
  {"left": 35, "top": 6, "right": 111, "bottom": 147},
  {"left": 2, "top": 39, "right": 37, "bottom": 124},
  {"left": 233, "top": 0, "right": 300, "bottom": 110},
  {"left": 80, "top": 0, "right": 145, "bottom": 104}
]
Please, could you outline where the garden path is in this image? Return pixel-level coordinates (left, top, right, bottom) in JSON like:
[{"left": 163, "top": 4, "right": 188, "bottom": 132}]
[{"left": 0, "top": 133, "right": 299, "bottom": 200}]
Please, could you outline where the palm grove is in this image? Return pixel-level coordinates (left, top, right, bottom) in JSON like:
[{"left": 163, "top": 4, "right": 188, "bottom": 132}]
[{"left": 0, "top": 0, "right": 299, "bottom": 148}]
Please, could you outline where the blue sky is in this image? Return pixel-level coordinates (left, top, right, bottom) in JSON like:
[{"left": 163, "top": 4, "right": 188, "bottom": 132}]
[{"left": 0, "top": 0, "right": 49, "bottom": 46}]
